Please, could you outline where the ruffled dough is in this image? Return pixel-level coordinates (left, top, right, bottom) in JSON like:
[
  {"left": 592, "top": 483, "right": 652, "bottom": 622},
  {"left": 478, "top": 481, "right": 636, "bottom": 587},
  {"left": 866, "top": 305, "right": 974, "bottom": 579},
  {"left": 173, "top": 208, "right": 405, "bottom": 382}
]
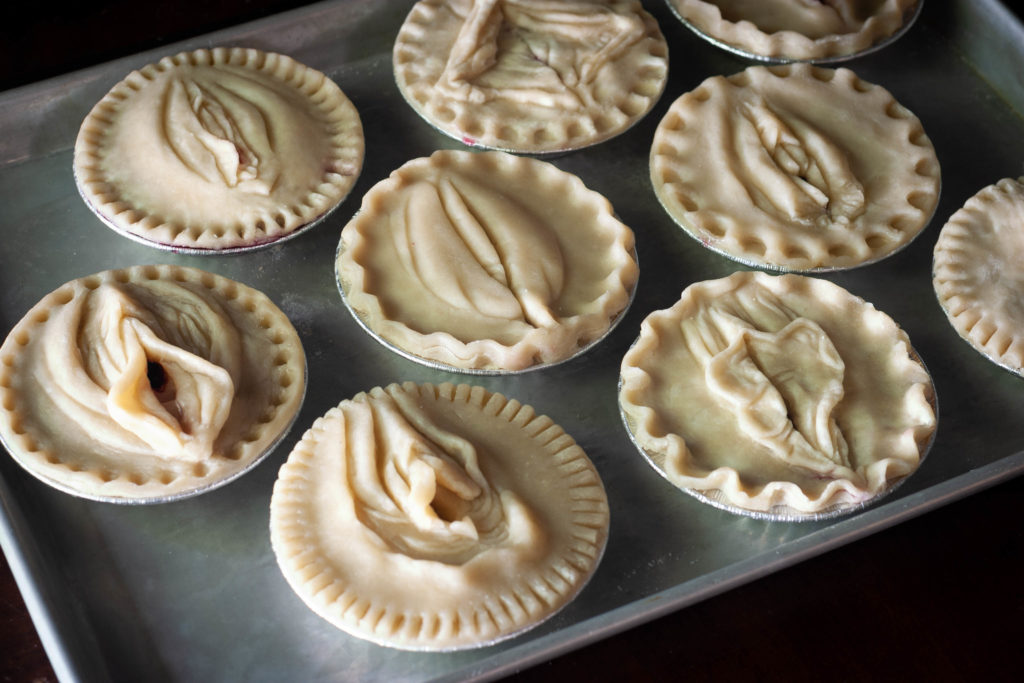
[
  {"left": 933, "top": 177, "right": 1024, "bottom": 375},
  {"left": 74, "top": 47, "right": 363, "bottom": 251},
  {"left": 667, "top": 0, "right": 918, "bottom": 61},
  {"left": 0, "top": 265, "right": 306, "bottom": 502},
  {"left": 270, "top": 382, "right": 608, "bottom": 650},
  {"left": 394, "top": 0, "right": 668, "bottom": 153},
  {"left": 650, "top": 64, "right": 940, "bottom": 271},
  {"left": 337, "top": 150, "right": 637, "bottom": 371},
  {"left": 619, "top": 271, "right": 936, "bottom": 517}
]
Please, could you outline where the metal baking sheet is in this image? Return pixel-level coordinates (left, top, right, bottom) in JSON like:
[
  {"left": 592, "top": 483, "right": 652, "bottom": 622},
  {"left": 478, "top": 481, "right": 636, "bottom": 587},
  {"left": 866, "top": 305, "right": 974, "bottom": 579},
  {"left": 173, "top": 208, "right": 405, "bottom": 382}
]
[{"left": 2, "top": 1, "right": 1023, "bottom": 680}]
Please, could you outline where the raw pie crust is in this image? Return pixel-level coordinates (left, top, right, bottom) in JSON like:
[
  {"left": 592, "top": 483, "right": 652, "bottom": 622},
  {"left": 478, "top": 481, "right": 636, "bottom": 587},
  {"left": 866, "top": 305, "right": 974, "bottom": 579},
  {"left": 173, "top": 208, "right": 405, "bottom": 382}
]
[
  {"left": 666, "top": 0, "right": 919, "bottom": 62},
  {"left": 619, "top": 271, "right": 936, "bottom": 517},
  {"left": 337, "top": 150, "right": 638, "bottom": 372},
  {"left": 650, "top": 64, "right": 940, "bottom": 271},
  {"left": 933, "top": 177, "right": 1024, "bottom": 376},
  {"left": 0, "top": 265, "right": 306, "bottom": 502},
  {"left": 269, "top": 382, "right": 609, "bottom": 650},
  {"left": 74, "top": 48, "right": 364, "bottom": 251},
  {"left": 393, "top": 0, "right": 669, "bottom": 153}
]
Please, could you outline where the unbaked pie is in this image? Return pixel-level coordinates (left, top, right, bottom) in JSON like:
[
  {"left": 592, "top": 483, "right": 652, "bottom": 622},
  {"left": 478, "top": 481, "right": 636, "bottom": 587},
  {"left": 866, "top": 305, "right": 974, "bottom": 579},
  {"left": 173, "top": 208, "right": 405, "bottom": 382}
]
[
  {"left": 336, "top": 149, "right": 638, "bottom": 372},
  {"left": 650, "top": 64, "right": 940, "bottom": 271},
  {"left": 665, "top": 0, "right": 920, "bottom": 62},
  {"left": 74, "top": 47, "right": 364, "bottom": 252},
  {"left": 619, "top": 271, "right": 936, "bottom": 519},
  {"left": 0, "top": 265, "right": 306, "bottom": 502},
  {"left": 270, "top": 382, "right": 609, "bottom": 650},
  {"left": 393, "top": 0, "right": 669, "bottom": 153},
  {"left": 933, "top": 177, "right": 1024, "bottom": 376}
]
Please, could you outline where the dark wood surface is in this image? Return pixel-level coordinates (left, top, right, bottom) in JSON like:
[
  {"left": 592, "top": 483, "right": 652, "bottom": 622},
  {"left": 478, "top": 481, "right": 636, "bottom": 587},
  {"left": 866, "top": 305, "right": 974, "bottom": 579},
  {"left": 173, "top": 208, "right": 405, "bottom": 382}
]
[{"left": 2, "top": 2, "right": 1023, "bottom": 681}]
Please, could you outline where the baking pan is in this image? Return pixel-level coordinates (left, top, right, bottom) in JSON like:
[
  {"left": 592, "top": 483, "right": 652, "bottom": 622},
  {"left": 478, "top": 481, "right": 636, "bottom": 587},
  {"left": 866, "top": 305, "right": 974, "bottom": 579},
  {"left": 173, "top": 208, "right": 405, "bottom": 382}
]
[{"left": 2, "top": 1, "right": 1023, "bottom": 680}]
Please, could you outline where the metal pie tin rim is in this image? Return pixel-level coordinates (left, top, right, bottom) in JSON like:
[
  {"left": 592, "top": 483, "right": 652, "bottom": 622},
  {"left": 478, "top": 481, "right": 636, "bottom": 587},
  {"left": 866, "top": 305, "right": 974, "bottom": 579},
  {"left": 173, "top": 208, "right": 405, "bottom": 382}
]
[
  {"left": 334, "top": 234, "right": 640, "bottom": 376},
  {"left": 72, "top": 165, "right": 356, "bottom": 256},
  {"left": 617, "top": 332, "right": 939, "bottom": 523},
  {"left": 664, "top": 0, "right": 925, "bottom": 66},
  {"left": 0, "top": 360, "right": 308, "bottom": 505},
  {"left": 651, "top": 172, "right": 942, "bottom": 276}
]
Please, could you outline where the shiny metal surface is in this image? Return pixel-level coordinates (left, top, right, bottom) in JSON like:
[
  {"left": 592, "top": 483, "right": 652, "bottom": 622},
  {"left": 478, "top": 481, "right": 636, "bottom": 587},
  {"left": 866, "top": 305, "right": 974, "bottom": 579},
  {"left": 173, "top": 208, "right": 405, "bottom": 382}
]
[{"left": 1, "top": 1, "right": 1023, "bottom": 681}]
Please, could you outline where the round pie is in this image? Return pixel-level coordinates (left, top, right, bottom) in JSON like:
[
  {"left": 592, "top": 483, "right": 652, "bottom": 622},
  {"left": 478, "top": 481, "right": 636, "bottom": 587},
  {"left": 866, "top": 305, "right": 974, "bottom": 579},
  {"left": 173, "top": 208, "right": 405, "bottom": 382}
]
[
  {"left": 650, "top": 64, "right": 940, "bottom": 271},
  {"left": 665, "top": 0, "right": 920, "bottom": 62},
  {"left": 74, "top": 47, "right": 364, "bottom": 252},
  {"left": 933, "top": 177, "right": 1024, "bottom": 376},
  {"left": 619, "top": 271, "right": 937, "bottom": 519},
  {"left": 270, "top": 382, "right": 609, "bottom": 650},
  {"left": 393, "top": 0, "right": 669, "bottom": 153},
  {"left": 336, "top": 149, "right": 638, "bottom": 372},
  {"left": 0, "top": 265, "right": 306, "bottom": 502}
]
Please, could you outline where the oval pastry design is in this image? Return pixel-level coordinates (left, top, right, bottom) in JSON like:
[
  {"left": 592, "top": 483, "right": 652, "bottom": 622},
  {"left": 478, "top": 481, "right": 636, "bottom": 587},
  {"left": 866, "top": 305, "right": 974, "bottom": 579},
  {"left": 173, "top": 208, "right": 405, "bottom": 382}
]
[
  {"left": 438, "top": 0, "right": 647, "bottom": 110},
  {"left": 0, "top": 265, "right": 307, "bottom": 503},
  {"left": 73, "top": 48, "right": 364, "bottom": 252},
  {"left": 394, "top": 0, "right": 668, "bottom": 153},
  {"left": 619, "top": 271, "right": 937, "bottom": 519},
  {"left": 341, "top": 387, "right": 525, "bottom": 565},
  {"left": 270, "top": 382, "right": 609, "bottom": 650},
  {"left": 399, "top": 175, "right": 564, "bottom": 327},
  {"left": 43, "top": 282, "right": 240, "bottom": 462},
  {"left": 337, "top": 150, "right": 638, "bottom": 372},
  {"left": 164, "top": 77, "right": 279, "bottom": 195},
  {"left": 650, "top": 65, "right": 940, "bottom": 271},
  {"left": 679, "top": 288, "right": 856, "bottom": 483},
  {"left": 738, "top": 98, "right": 865, "bottom": 228}
]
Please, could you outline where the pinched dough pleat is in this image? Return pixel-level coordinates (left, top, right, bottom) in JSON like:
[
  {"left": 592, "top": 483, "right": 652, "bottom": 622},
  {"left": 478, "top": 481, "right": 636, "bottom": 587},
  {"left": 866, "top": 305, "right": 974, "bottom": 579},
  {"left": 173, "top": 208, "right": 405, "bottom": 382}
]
[
  {"left": 739, "top": 98, "right": 865, "bottom": 226},
  {"left": 42, "top": 284, "right": 239, "bottom": 461},
  {"left": 394, "top": 174, "right": 564, "bottom": 327},
  {"left": 165, "top": 77, "right": 278, "bottom": 195},
  {"left": 619, "top": 271, "right": 936, "bottom": 516},
  {"left": 651, "top": 65, "right": 938, "bottom": 271},
  {"left": 338, "top": 150, "right": 637, "bottom": 371},
  {"left": 439, "top": 0, "right": 645, "bottom": 108},
  {"left": 270, "top": 382, "right": 608, "bottom": 649},
  {"left": 341, "top": 388, "right": 532, "bottom": 564},
  {"left": 682, "top": 301, "right": 852, "bottom": 479}
]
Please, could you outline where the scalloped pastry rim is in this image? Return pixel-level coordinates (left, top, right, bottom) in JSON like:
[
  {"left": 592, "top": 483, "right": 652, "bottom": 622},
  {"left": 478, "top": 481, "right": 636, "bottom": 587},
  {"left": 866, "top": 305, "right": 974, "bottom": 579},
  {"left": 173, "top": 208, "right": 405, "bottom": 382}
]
[
  {"left": 336, "top": 149, "right": 639, "bottom": 372},
  {"left": 0, "top": 264, "right": 307, "bottom": 503},
  {"left": 392, "top": 0, "right": 670, "bottom": 154},
  {"left": 73, "top": 47, "right": 365, "bottom": 253},
  {"left": 269, "top": 381, "right": 609, "bottom": 650},
  {"left": 665, "top": 0, "right": 920, "bottom": 62},
  {"left": 649, "top": 63, "right": 941, "bottom": 272},
  {"left": 932, "top": 176, "right": 1024, "bottom": 377},
  {"left": 618, "top": 271, "right": 938, "bottom": 518}
]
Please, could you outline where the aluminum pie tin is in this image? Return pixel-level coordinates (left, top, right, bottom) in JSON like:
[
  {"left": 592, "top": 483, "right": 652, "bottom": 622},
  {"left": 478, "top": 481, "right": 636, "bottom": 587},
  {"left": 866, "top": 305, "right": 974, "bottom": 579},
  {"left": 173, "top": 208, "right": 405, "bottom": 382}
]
[
  {"left": 665, "top": 0, "right": 925, "bottom": 65},
  {"left": 932, "top": 264, "right": 1024, "bottom": 380},
  {"left": 0, "top": 376, "right": 306, "bottom": 505},
  {"left": 270, "top": 381, "right": 611, "bottom": 651},
  {"left": 73, "top": 166, "right": 354, "bottom": 256},
  {"left": 391, "top": 1, "right": 670, "bottom": 157},
  {"left": 0, "top": 265, "right": 309, "bottom": 505},
  {"left": 334, "top": 236, "right": 640, "bottom": 376},
  {"left": 617, "top": 335, "right": 939, "bottom": 523},
  {"left": 652, "top": 178, "right": 942, "bottom": 275}
]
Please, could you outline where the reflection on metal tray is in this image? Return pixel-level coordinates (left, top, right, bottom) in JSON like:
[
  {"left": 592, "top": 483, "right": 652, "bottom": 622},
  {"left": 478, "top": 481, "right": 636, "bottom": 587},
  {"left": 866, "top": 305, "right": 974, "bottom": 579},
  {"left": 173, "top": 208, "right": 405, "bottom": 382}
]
[{"left": 1, "top": 1, "right": 1023, "bottom": 681}]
